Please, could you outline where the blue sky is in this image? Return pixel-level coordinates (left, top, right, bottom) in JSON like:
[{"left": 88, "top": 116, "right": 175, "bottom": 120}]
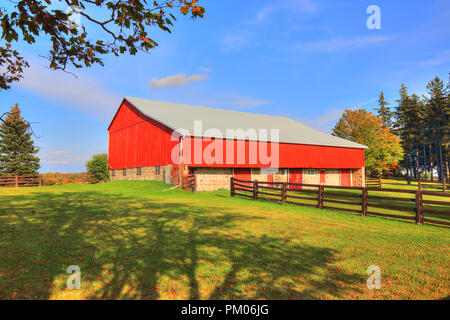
[{"left": 2, "top": 0, "right": 450, "bottom": 173}]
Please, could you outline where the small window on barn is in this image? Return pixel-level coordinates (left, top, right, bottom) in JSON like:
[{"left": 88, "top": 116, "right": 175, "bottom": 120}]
[
  {"left": 123, "top": 169, "right": 126, "bottom": 176},
  {"left": 307, "top": 169, "right": 315, "bottom": 176},
  {"left": 112, "top": 170, "right": 115, "bottom": 177},
  {"left": 136, "top": 167, "right": 141, "bottom": 176},
  {"left": 155, "top": 166, "right": 160, "bottom": 175}
]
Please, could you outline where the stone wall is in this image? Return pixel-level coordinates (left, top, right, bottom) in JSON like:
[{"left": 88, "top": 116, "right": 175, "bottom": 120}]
[
  {"left": 110, "top": 165, "right": 174, "bottom": 184},
  {"left": 193, "top": 167, "right": 233, "bottom": 191},
  {"left": 351, "top": 167, "right": 365, "bottom": 187}
]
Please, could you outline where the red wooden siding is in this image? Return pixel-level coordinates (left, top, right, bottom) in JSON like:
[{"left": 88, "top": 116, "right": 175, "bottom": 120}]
[
  {"left": 233, "top": 168, "right": 252, "bottom": 181},
  {"left": 340, "top": 169, "right": 351, "bottom": 187},
  {"left": 108, "top": 102, "right": 365, "bottom": 171},
  {"left": 320, "top": 170, "right": 326, "bottom": 184},
  {"left": 108, "top": 101, "right": 180, "bottom": 169},
  {"left": 181, "top": 137, "right": 364, "bottom": 169},
  {"left": 267, "top": 173, "right": 274, "bottom": 187},
  {"left": 288, "top": 168, "right": 303, "bottom": 190}
]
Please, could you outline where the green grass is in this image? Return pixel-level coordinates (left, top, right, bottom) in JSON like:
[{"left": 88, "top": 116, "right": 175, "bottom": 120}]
[{"left": 0, "top": 180, "right": 448, "bottom": 300}]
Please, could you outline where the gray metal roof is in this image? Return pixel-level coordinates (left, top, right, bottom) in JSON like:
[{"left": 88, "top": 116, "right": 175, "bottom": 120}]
[{"left": 121, "top": 96, "right": 367, "bottom": 149}]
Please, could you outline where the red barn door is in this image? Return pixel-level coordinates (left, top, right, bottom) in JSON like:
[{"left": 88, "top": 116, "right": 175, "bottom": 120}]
[
  {"left": 288, "top": 168, "right": 303, "bottom": 190},
  {"left": 234, "top": 168, "right": 252, "bottom": 186},
  {"left": 320, "top": 170, "right": 326, "bottom": 184},
  {"left": 340, "top": 169, "right": 351, "bottom": 187},
  {"left": 267, "top": 174, "right": 274, "bottom": 187}
]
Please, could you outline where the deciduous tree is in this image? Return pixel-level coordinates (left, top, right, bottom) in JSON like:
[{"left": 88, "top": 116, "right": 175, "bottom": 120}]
[
  {"left": 332, "top": 109, "right": 403, "bottom": 177},
  {"left": 0, "top": 0, "right": 205, "bottom": 90}
]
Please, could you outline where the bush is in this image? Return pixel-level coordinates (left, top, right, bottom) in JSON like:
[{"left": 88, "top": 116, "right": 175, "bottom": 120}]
[{"left": 86, "top": 153, "right": 110, "bottom": 182}]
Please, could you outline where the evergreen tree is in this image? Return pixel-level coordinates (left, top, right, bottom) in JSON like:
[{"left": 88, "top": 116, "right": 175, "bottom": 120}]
[
  {"left": 423, "top": 77, "right": 448, "bottom": 181},
  {"left": 375, "top": 91, "right": 393, "bottom": 129},
  {"left": 0, "top": 104, "right": 40, "bottom": 175}
]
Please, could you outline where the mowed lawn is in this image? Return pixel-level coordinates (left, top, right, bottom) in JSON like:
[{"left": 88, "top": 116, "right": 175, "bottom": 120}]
[{"left": 0, "top": 181, "right": 448, "bottom": 300}]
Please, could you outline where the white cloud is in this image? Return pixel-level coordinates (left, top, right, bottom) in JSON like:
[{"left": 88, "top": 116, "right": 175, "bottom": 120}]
[
  {"left": 297, "top": 109, "right": 345, "bottom": 133},
  {"left": 18, "top": 62, "right": 121, "bottom": 121},
  {"left": 49, "top": 150, "right": 73, "bottom": 155},
  {"left": 221, "top": 30, "right": 256, "bottom": 54},
  {"left": 416, "top": 50, "right": 450, "bottom": 67},
  {"left": 149, "top": 73, "right": 208, "bottom": 88},
  {"left": 41, "top": 151, "right": 89, "bottom": 166},
  {"left": 300, "top": 36, "right": 394, "bottom": 53},
  {"left": 252, "top": 0, "right": 319, "bottom": 24}
]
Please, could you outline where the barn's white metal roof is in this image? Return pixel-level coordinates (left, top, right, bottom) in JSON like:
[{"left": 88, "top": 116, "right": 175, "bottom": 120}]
[{"left": 120, "top": 97, "right": 367, "bottom": 149}]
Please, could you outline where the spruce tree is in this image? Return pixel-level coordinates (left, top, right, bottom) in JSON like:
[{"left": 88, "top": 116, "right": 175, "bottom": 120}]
[
  {"left": 423, "top": 77, "right": 447, "bottom": 181},
  {"left": 375, "top": 91, "right": 393, "bottom": 129},
  {"left": 0, "top": 104, "right": 40, "bottom": 175}
]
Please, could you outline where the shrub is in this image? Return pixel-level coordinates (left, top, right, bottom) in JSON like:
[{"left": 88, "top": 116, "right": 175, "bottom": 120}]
[{"left": 86, "top": 153, "right": 110, "bottom": 182}]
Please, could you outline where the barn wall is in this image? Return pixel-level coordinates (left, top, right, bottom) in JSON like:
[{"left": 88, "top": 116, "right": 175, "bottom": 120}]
[
  {"left": 181, "top": 137, "right": 364, "bottom": 169},
  {"left": 108, "top": 100, "right": 180, "bottom": 170},
  {"left": 352, "top": 167, "right": 365, "bottom": 187},
  {"left": 109, "top": 165, "right": 174, "bottom": 184},
  {"left": 194, "top": 167, "right": 233, "bottom": 191}
]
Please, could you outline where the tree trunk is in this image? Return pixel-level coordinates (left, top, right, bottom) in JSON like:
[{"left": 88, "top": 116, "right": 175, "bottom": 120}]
[
  {"left": 422, "top": 145, "right": 427, "bottom": 180},
  {"left": 429, "top": 144, "right": 434, "bottom": 181},
  {"left": 416, "top": 149, "right": 421, "bottom": 181},
  {"left": 435, "top": 142, "right": 441, "bottom": 181},
  {"left": 439, "top": 139, "right": 444, "bottom": 182}
]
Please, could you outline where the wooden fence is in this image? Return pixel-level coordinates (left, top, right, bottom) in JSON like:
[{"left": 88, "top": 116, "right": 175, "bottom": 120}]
[
  {"left": 366, "top": 178, "right": 382, "bottom": 188},
  {"left": 418, "top": 180, "right": 446, "bottom": 192},
  {"left": 0, "top": 175, "right": 41, "bottom": 188},
  {"left": 181, "top": 174, "right": 196, "bottom": 192},
  {"left": 230, "top": 177, "right": 450, "bottom": 227},
  {"left": 0, "top": 173, "right": 98, "bottom": 188}
]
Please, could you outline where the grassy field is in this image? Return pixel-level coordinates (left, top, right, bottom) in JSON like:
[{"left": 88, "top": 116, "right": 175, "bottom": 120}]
[{"left": 0, "top": 180, "right": 448, "bottom": 300}]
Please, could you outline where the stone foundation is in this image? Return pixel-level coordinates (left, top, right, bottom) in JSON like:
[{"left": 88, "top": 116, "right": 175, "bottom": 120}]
[
  {"left": 351, "top": 167, "right": 365, "bottom": 187},
  {"left": 109, "top": 166, "right": 366, "bottom": 190},
  {"left": 192, "top": 167, "right": 233, "bottom": 191},
  {"left": 110, "top": 165, "right": 174, "bottom": 185}
]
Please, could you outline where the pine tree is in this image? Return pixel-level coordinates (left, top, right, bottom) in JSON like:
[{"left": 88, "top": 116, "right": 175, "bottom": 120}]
[
  {"left": 423, "top": 77, "right": 447, "bottom": 181},
  {"left": 0, "top": 104, "right": 40, "bottom": 175},
  {"left": 375, "top": 91, "right": 393, "bottom": 129}
]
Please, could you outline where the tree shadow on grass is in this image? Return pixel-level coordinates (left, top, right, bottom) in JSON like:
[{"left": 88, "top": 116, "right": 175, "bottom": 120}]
[{"left": 0, "top": 189, "right": 364, "bottom": 300}]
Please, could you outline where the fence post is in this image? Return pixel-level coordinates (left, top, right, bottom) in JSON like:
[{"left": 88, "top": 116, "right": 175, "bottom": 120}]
[
  {"left": 38, "top": 175, "right": 42, "bottom": 187},
  {"left": 379, "top": 177, "right": 382, "bottom": 188},
  {"left": 361, "top": 188, "right": 368, "bottom": 216},
  {"left": 418, "top": 180, "right": 422, "bottom": 191},
  {"left": 15, "top": 175, "right": 19, "bottom": 188},
  {"left": 415, "top": 190, "right": 423, "bottom": 225},
  {"left": 443, "top": 177, "right": 446, "bottom": 192},
  {"left": 317, "top": 186, "right": 324, "bottom": 209},
  {"left": 281, "top": 182, "right": 287, "bottom": 203},
  {"left": 230, "top": 177, "right": 235, "bottom": 197}
]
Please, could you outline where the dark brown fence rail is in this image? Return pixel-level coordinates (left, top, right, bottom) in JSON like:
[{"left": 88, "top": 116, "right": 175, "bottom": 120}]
[
  {"left": 230, "top": 177, "right": 450, "bottom": 227},
  {"left": 0, "top": 175, "right": 41, "bottom": 188},
  {"left": 418, "top": 180, "right": 447, "bottom": 192},
  {"left": 181, "top": 174, "right": 196, "bottom": 192},
  {"left": 366, "top": 178, "right": 382, "bottom": 188}
]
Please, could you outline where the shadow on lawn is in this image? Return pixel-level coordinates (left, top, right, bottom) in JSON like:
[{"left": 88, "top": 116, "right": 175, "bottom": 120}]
[{"left": 0, "top": 190, "right": 364, "bottom": 300}]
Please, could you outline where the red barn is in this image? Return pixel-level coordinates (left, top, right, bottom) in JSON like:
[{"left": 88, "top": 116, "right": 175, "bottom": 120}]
[{"left": 108, "top": 97, "right": 367, "bottom": 191}]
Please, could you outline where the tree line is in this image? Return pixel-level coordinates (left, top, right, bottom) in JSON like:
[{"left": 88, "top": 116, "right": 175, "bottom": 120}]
[{"left": 333, "top": 75, "right": 449, "bottom": 181}]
